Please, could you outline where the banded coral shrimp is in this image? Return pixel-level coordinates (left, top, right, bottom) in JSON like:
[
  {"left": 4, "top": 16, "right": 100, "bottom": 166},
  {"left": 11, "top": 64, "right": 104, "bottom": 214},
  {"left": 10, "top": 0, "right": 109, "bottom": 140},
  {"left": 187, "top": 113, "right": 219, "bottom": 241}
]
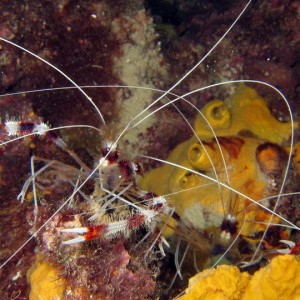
[{"left": 0, "top": 0, "right": 300, "bottom": 299}]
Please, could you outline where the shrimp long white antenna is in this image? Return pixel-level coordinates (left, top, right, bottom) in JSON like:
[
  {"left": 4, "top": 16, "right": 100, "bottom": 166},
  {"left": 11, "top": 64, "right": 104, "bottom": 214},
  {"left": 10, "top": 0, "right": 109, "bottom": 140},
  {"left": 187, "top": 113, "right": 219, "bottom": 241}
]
[
  {"left": 0, "top": 38, "right": 106, "bottom": 125},
  {"left": 0, "top": 84, "right": 167, "bottom": 98},
  {"left": 246, "top": 221, "right": 298, "bottom": 230}
]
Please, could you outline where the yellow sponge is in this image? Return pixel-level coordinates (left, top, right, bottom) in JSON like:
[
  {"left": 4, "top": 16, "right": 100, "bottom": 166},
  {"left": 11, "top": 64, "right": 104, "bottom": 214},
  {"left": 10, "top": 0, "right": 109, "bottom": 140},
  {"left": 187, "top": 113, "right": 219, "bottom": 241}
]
[
  {"left": 178, "top": 263, "right": 250, "bottom": 300},
  {"left": 27, "top": 256, "right": 66, "bottom": 300},
  {"left": 178, "top": 255, "right": 300, "bottom": 300},
  {"left": 243, "top": 254, "right": 300, "bottom": 300}
]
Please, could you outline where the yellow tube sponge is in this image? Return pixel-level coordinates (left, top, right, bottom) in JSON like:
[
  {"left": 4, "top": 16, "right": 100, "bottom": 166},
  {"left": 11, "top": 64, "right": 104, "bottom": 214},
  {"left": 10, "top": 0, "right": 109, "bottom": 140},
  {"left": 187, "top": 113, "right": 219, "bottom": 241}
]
[
  {"left": 187, "top": 141, "right": 223, "bottom": 171},
  {"left": 178, "top": 255, "right": 300, "bottom": 300},
  {"left": 194, "top": 85, "right": 294, "bottom": 144},
  {"left": 27, "top": 256, "right": 66, "bottom": 300},
  {"left": 200, "top": 99, "right": 231, "bottom": 130}
]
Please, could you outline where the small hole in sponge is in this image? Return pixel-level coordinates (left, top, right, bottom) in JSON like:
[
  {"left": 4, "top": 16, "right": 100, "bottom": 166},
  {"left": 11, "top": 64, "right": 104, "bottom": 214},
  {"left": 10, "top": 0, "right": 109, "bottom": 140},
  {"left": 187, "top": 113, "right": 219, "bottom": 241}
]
[{"left": 211, "top": 104, "right": 227, "bottom": 120}]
